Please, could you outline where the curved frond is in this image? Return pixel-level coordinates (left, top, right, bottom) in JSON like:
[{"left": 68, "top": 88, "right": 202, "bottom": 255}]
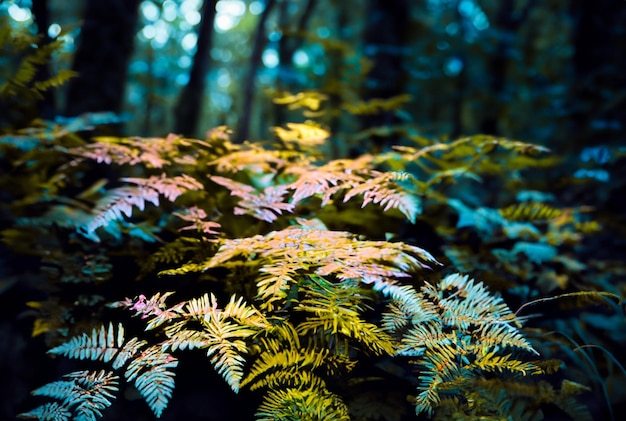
[
  {"left": 125, "top": 345, "right": 178, "bottom": 417},
  {"left": 255, "top": 387, "right": 350, "bottom": 421},
  {"left": 48, "top": 323, "right": 125, "bottom": 363}
]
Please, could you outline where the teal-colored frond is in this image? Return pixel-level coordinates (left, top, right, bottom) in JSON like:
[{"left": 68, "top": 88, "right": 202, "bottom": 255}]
[
  {"left": 385, "top": 273, "right": 540, "bottom": 416},
  {"left": 18, "top": 402, "right": 71, "bottom": 421},
  {"left": 21, "top": 370, "right": 118, "bottom": 421},
  {"left": 125, "top": 345, "right": 178, "bottom": 418},
  {"left": 428, "top": 273, "right": 516, "bottom": 330},
  {"left": 255, "top": 387, "right": 351, "bottom": 421},
  {"left": 48, "top": 323, "right": 125, "bottom": 363},
  {"left": 112, "top": 337, "right": 148, "bottom": 370}
]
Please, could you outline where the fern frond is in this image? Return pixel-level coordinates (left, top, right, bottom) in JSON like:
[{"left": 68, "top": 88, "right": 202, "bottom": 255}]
[
  {"left": 156, "top": 293, "right": 268, "bottom": 392},
  {"left": 211, "top": 175, "right": 294, "bottom": 222},
  {"left": 270, "top": 90, "right": 328, "bottom": 111},
  {"left": 163, "top": 228, "right": 437, "bottom": 285},
  {"left": 342, "top": 171, "right": 422, "bottom": 223},
  {"left": 84, "top": 174, "right": 202, "bottom": 236},
  {"left": 343, "top": 94, "right": 411, "bottom": 115},
  {"left": 242, "top": 346, "right": 330, "bottom": 390},
  {"left": 387, "top": 273, "right": 540, "bottom": 416},
  {"left": 125, "top": 345, "right": 178, "bottom": 417},
  {"left": 121, "top": 173, "right": 203, "bottom": 202},
  {"left": 470, "top": 352, "right": 542, "bottom": 376},
  {"left": 273, "top": 121, "right": 329, "bottom": 150},
  {"left": 23, "top": 370, "right": 118, "bottom": 421},
  {"left": 48, "top": 323, "right": 125, "bottom": 363},
  {"left": 209, "top": 145, "right": 303, "bottom": 173},
  {"left": 255, "top": 387, "right": 350, "bottom": 421},
  {"left": 295, "top": 276, "right": 394, "bottom": 355},
  {"left": 18, "top": 402, "right": 71, "bottom": 421},
  {"left": 286, "top": 165, "right": 364, "bottom": 206},
  {"left": 500, "top": 201, "right": 563, "bottom": 221},
  {"left": 32, "top": 69, "right": 78, "bottom": 92}
]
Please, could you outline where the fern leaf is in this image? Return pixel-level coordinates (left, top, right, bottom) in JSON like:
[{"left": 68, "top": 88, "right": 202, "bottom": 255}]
[
  {"left": 18, "top": 402, "right": 71, "bottom": 421},
  {"left": 121, "top": 173, "right": 203, "bottom": 202},
  {"left": 470, "top": 352, "right": 542, "bottom": 376},
  {"left": 26, "top": 370, "right": 118, "bottom": 421},
  {"left": 343, "top": 94, "right": 412, "bottom": 115},
  {"left": 500, "top": 201, "right": 563, "bottom": 221},
  {"left": 211, "top": 175, "right": 294, "bottom": 222},
  {"left": 157, "top": 293, "right": 266, "bottom": 392},
  {"left": 48, "top": 323, "right": 125, "bottom": 363},
  {"left": 256, "top": 387, "right": 350, "bottom": 421},
  {"left": 125, "top": 345, "right": 178, "bottom": 417},
  {"left": 84, "top": 174, "right": 202, "bottom": 236},
  {"left": 273, "top": 121, "right": 330, "bottom": 149}
]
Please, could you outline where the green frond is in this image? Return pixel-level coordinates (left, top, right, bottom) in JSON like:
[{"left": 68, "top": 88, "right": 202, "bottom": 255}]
[
  {"left": 242, "top": 346, "right": 331, "bottom": 390},
  {"left": 500, "top": 201, "right": 563, "bottom": 221},
  {"left": 469, "top": 351, "right": 542, "bottom": 376},
  {"left": 255, "top": 387, "right": 350, "bottom": 421}
]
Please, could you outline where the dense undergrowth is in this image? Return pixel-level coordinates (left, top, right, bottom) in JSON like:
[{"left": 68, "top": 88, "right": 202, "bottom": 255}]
[{"left": 2, "top": 18, "right": 626, "bottom": 421}]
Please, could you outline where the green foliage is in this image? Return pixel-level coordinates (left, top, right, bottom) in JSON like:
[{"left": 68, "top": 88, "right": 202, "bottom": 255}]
[{"left": 3, "top": 93, "right": 624, "bottom": 420}]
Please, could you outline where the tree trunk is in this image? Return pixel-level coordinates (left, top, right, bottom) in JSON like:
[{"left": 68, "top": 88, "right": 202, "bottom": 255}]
[
  {"left": 569, "top": 0, "right": 626, "bottom": 148},
  {"left": 64, "top": 0, "right": 141, "bottom": 119},
  {"left": 360, "top": 0, "right": 409, "bottom": 150},
  {"left": 236, "top": 0, "right": 277, "bottom": 143},
  {"left": 479, "top": 0, "right": 536, "bottom": 136},
  {"left": 31, "top": 0, "right": 56, "bottom": 120},
  {"left": 173, "top": 0, "right": 218, "bottom": 137}
]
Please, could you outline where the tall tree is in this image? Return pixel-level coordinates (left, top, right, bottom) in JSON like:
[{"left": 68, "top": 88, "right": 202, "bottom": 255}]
[
  {"left": 30, "top": 0, "right": 55, "bottom": 120},
  {"left": 478, "top": 0, "right": 536, "bottom": 136},
  {"left": 173, "top": 0, "right": 218, "bottom": 137},
  {"left": 64, "top": 0, "right": 141, "bottom": 118},
  {"left": 236, "top": 0, "right": 277, "bottom": 143},
  {"left": 360, "top": 0, "right": 409, "bottom": 150},
  {"left": 569, "top": 0, "right": 626, "bottom": 148}
]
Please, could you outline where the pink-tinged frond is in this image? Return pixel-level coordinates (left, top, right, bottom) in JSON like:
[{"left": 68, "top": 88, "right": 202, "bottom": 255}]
[{"left": 211, "top": 176, "right": 294, "bottom": 222}]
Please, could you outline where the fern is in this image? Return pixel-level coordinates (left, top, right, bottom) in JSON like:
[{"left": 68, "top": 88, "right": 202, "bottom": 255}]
[
  {"left": 383, "top": 273, "right": 541, "bottom": 416},
  {"left": 24, "top": 323, "right": 177, "bottom": 419},
  {"left": 255, "top": 387, "right": 351, "bottom": 421},
  {"left": 19, "top": 370, "right": 118, "bottom": 421},
  {"left": 83, "top": 173, "right": 203, "bottom": 237},
  {"left": 48, "top": 323, "right": 125, "bottom": 363},
  {"left": 125, "top": 345, "right": 178, "bottom": 417}
]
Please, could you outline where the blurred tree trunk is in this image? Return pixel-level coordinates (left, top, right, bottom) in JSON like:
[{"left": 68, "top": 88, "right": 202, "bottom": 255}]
[
  {"left": 64, "top": 0, "right": 140, "bottom": 118},
  {"left": 360, "top": 0, "right": 409, "bottom": 151},
  {"left": 274, "top": 0, "right": 317, "bottom": 126},
  {"left": 31, "top": 0, "right": 56, "bottom": 120},
  {"left": 569, "top": 0, "right": 626, "bottom": 147},
  {"left": 479, "top": 0, "right": 535, "bottom": 136},
  {"left": 236, "top": 0, "right": 277, "bottom": 143},
  {"left": 173, "top": 0, "right": 218, "bottom": 137}
]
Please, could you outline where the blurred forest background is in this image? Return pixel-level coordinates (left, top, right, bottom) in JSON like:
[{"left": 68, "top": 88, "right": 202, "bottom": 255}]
[
  {"left": 1, "top": 0, "right": 625, "bottom": 153},
  {"left": 2, "top": 0, "right": 626, "bottom": 420}
]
